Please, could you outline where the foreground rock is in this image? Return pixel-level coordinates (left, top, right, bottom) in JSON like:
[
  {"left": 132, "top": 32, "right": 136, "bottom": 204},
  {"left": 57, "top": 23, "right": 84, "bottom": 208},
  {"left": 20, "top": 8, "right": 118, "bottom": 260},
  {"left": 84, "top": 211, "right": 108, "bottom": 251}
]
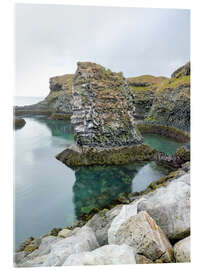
[
  {"left": 137, "top": 173, "right": 190, "bottom": 241},
  {"left": 174, "top": 236, "right": 190, "bottom": 262},
  {"left": 146, "top": 61, "right": 190, "bottom": 131},
  {"left": 43, "top": 226, "right": 99, "bottom": 266},
  {"left": 86, "top": 205, "right": 123, "bottom": 246},
  {"left": 63, "top": 244, "right": 136, "bottom": 265},
  {"left": 14, "top": 117, "right": 26, "bottom": 129},
  {"left": 14, "top": 74, "right": 73, "bottom": 118},
  {"left": 108, "top": 208, "right": 173, "bottom": 263}
]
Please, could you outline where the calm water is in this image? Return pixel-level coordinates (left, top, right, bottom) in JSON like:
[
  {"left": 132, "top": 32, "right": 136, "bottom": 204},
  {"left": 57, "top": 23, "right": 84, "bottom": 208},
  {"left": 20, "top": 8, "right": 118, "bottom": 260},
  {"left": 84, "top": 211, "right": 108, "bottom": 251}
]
[{"left": 14, "top": 99, "right": 183, "bottom": 248}]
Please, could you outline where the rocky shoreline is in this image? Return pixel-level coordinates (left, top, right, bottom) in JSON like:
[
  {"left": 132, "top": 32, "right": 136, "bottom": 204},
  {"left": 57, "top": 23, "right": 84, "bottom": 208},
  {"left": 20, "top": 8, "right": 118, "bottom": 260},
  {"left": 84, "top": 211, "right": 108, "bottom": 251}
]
[
  {"left": 14, "top": 61, "right": 191, "bottom": 266},
  {"left": 14, "top": 162, "right": 190, "bottom": 266}
]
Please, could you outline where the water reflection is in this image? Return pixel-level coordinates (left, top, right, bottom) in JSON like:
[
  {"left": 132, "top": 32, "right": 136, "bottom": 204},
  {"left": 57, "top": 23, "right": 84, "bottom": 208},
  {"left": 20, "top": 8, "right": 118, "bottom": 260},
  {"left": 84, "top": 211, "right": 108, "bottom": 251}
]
[{"left": 73, "top": 165, "right": 137, "bottom": 218}]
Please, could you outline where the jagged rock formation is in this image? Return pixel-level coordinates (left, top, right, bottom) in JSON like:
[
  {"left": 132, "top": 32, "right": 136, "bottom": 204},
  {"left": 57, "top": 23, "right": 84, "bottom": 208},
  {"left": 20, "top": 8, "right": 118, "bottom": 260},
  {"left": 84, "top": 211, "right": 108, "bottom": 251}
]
[
  {"left": 14, "top": 74, "right": 73, "bottom": 119},
  {"left": 127, "top": 75, "right": 168, "bottom": 119},
  {"left": 56, "top": 62, "right": 158, "bottom": 167},
  {"left": 146, "top": 62, "right": 190, "bottom": 131},
  {"left": 71, "top": 62, "right": 143, "bottom": 147}
]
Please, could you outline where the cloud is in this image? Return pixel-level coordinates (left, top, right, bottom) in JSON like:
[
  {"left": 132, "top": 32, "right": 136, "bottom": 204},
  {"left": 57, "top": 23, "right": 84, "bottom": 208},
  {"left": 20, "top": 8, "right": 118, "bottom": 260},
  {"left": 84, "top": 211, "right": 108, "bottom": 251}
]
[{"left": 15, "top": 4, "right": 190, "bottom": 97}]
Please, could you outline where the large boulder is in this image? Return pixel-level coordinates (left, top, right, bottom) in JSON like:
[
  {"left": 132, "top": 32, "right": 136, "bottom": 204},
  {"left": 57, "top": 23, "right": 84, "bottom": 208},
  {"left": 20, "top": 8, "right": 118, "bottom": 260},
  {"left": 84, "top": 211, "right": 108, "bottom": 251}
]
[
  {"left": 63, "top": 244, "right": 136, "bottom": 265},
  {"left": 146, "top": 62, "right": 190, "bottom": 131},
  {"left": 108, "top": 209, "right": 173, "bottom": 263},
  {"left": 137, "top": 173, "right": 190, "bottom": 241},
  {"left": 14, "top": 117, "right": 26, "bottom": 129},
  {"left": 86, "top": 205, "right": 123, "bottom": 246},
  {"left": 43, "top": 226, "right": 99, "bottom": 266},
  {"left": 174, "top": 236, "right": 190, "bottom": 263}
]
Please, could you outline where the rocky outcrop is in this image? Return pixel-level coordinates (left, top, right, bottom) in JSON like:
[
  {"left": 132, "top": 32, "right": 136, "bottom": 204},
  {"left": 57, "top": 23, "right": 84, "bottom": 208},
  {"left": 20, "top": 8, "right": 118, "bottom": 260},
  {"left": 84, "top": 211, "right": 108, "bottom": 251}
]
[
  {"left": 14, "top": 74, "right": 73, "bottom": 118},
  {"left": 63, "top": 244, "right": 136, "bottom": 265},
  {"left": 56, "top": 143, "right": 156, "bottom": 167},
  {"left": 56, "top": 62, "right": 163, "bottom": 167},
  {"left": 14, "top": 117, "right": 26, "bottom": 129},
  {"left": 137, "top": 173, "right": 190, "bottom": 242},
  {"left": 108, "top": 209, "right": 174, "bottom": 263},
  {"left": 127, "top": 75, "right": 168, "bottom": 119},
  {"left": 174, "top": 236, "right": 190, "bottom": 262},
  {"left": 146, "top": 62, "right": 190, "bottom": 131},
  {"left": 71, "top": 62, "right": 143, "bottom": 147}
]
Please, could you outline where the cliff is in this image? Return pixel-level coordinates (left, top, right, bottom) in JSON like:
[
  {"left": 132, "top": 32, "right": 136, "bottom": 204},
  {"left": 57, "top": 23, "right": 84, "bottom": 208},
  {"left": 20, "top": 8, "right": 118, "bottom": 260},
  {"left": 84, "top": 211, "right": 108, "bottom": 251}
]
[
  {"left": 145, "top": 62, "right": 190, "bottom": 131},
  {"left": 127, "top": 75, "right": 168, "bottom": 119},
  {"left": 56, "top": 62, "right": 156, "bottom": 167},
  {"left": 14, "top": 74, "right": 73, "bottom": 119}
]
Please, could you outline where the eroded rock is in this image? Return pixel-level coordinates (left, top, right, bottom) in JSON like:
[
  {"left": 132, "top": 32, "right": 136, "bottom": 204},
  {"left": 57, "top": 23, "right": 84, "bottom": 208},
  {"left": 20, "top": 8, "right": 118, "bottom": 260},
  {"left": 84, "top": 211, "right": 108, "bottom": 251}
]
[
  {"left": 109, "top": 210, "right": 173, "bottom": 262},
  {"left": 63, "top": 244, "right": 136, "bottom": 265},
  {"left": 174, "top": 236, "right": 190, "bottom": 263}
]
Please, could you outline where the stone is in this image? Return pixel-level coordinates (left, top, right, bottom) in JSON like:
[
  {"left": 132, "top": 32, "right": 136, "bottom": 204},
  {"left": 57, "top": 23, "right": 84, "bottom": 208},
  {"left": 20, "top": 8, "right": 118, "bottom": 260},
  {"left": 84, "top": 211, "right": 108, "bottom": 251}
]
[
  {"left": 174, "top": 236, "right": 190, "bottom": 263},
  {"left": 14, "top": 117, "right": 26, "bottom": 129},
  {"left": 86, "top": 205, "right": 123, "bottom": 246},
  {"left": 56, "top": 142, "right": 156, "bottom": 167},
  {"left": 109, "top": 210, "right": 173, "bottom": 263},
  {"left": 71, "top": 62, "right": 143, "bottom": 148},
  {"left": 137, "top": 174, "right": 190, "bottom": 241},
  {"left": 43, "top": 226, "right": 99, "bottom": 266},
  {"left": 16, "top": 255, "right": 48, "bottom": 267},
  {"left": 14, "top": 73, "right": 73, "bottom": 117},
  {"left": 146, "top": 62, "right": 190, "bottom": 131},
  {"left": 127, "top": 75, "right": 167, "bottom": 119},
  {"left": 171, "top": 62, "right": 190, "bottom": 79},
  {"left": 58, "top": 228, "right": 72, "bottom": 238},
  {"left": 63, "top": 244, "right": 136, "bottom": 265},
  {"left": 108, "top": 199, "right": 144, "bottom": 244}
]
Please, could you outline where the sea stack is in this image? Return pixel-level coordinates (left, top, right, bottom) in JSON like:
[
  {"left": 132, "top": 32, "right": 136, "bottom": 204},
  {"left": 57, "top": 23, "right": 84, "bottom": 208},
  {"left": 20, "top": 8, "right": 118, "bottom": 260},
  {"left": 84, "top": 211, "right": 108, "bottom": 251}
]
[{"left": 56, "top": 62, "right": 155, "bottom": 167}]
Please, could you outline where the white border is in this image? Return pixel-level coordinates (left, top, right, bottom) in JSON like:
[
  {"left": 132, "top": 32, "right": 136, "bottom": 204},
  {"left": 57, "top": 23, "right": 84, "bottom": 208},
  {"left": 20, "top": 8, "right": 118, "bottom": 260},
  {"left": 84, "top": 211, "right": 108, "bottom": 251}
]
[{"left": 1, "top": 0, "right": 202, "bottom": 270}]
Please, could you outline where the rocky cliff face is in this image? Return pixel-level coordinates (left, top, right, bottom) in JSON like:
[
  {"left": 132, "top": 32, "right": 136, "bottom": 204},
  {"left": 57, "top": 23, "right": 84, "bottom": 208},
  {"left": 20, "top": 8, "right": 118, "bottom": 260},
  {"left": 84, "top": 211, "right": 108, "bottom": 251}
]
[
  {"left": 71, "top": 62, "right": 143, "bottom": 147},
  {"left": 146, "top": 62, "right": 190, "bottom": 131},
  {"left": 15, "top": 74, "right": 73, "bottom": 117},
  {"left": 127, "top": 75, "right": 168, "bottom": 119},
  {"left": 41, "top": 74, "right": 73, "bottom": 114}
]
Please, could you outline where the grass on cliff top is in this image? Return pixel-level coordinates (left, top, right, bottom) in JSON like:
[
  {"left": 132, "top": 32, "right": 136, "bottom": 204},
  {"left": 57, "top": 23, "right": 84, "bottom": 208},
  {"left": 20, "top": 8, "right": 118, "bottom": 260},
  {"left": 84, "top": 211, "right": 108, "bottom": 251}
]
[
  {"left": 127, "top": 75, "right": 168, "bottom": 85},
  {"left": 157, "top": 75, "right": 190, "bottom": 93},
  {"left": 50, "top": 74, "right": 73, "bottom": 94}
]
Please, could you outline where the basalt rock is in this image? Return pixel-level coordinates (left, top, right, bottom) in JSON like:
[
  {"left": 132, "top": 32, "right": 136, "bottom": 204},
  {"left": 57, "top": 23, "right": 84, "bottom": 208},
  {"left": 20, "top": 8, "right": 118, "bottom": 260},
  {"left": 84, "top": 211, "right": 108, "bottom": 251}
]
[
  {"left": 14, "top": 117, "right": 26, "bottom": 129},
  {"left": 14, "top": 74, "right": 73, "bottom": 117},
  {"left": 56, "top": 143, "right": 156, "bottom": 167},
  {"left": 127, "top": 75, "right": 168, "bottom": 119},
  {"left": 146, "top": 62, "right": 190, "bottom": 131},
  {"left": 71, "top": 62, "right": 143, "bottom": 147}
]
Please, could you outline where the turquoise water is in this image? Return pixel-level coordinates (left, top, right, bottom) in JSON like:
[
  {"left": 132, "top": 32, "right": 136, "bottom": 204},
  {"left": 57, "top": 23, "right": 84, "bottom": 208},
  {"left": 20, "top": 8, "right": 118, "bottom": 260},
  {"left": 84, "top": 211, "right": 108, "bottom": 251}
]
[
  {"left": 143, "top": 133, "right": 183, "bottom": 155},
  {"left": 14, "top": 115, "right": 183, "bottom": 249}
]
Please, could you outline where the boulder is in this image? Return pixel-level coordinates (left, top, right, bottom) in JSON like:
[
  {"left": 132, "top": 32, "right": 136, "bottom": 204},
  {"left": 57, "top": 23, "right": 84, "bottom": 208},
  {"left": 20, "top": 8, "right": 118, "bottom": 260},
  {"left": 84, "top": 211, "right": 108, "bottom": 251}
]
[
  {"left": 137, "top": 173, "right": 190, "bottom": 241},
  {"left": 16, "top": 255, "right": 48, "bottom": 267},
  {"left": 63, "top": 244, "right": 136, "bottom": 265},
  {"left": 43, "top": 226, "right": 99, "bottom": 266},
  {"left": 14, "top": 118, "right": 26, "bottom": 129},
  {"left": 86, "top": 205, "right": 123, "bottom": 246},
  {"left": 58, "top": 228, "right": 72, "bottom": 238},
  {"left": 174, "top": 236, "right": 190, "bottom": 263},
  {"left": 109, "top": 210, "right": 173, "bottom": 263}
]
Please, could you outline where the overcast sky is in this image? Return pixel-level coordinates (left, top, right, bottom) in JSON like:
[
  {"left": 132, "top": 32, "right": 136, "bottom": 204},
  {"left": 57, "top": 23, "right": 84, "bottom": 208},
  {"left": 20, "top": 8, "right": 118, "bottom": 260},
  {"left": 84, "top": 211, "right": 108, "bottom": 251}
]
[{"left": 15, "top": 4, "right": 190, "bottom": 97}]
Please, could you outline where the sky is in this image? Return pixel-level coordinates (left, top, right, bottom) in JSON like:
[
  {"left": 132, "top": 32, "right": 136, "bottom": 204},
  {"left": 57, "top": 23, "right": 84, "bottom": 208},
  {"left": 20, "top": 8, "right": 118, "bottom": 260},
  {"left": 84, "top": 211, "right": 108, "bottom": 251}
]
[{"left": 15, "top": 4, "right": 190, "bottom": 97}]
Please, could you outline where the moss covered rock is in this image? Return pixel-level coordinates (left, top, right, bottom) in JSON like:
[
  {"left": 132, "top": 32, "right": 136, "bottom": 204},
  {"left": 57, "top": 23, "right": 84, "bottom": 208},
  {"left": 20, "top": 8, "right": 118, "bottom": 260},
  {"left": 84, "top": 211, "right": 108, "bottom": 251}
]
[
  {"left": 14, "top": 117, "right": 26, "bottom": 129},
  {"left": 127, "top": 75, "right": 168, "bottom": 119},
  {"left": 71, "top": 62, "right": 143, "bottom": 147},
  {"left": 146, "top": 62, "right": 190, "bottom": 131},
  {"left": 56, "top": 143, "right": 156, "bottom": 168}
]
